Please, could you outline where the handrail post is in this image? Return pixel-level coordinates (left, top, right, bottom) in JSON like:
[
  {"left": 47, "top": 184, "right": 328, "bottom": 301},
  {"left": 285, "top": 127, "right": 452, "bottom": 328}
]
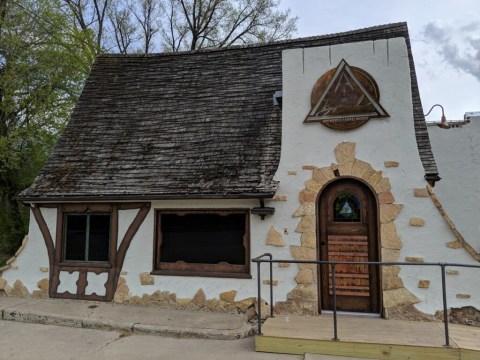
[
  {"left": 440, "top": 264, "right": 450, "bottom": 347},
  {"left": 257, "top": 260, "right": 262, "bottom": 335},
  {"left": 331, "top": 263, "right": 339, "bottom": 341},
  {"left": 269, "top": 254, "right": 274, "bottom": 318}
]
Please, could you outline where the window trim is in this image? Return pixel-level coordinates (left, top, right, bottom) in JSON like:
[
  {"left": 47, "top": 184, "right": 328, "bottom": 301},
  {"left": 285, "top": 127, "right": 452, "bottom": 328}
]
[
  {"left": 62, "top": 212, "right": 112, "bottom": 263},
  {"left": 152, "top": 209, "right": 251, "bottom": 279},
  {"left": 56, "top": 204, "right": 117, "bottom": 268}
]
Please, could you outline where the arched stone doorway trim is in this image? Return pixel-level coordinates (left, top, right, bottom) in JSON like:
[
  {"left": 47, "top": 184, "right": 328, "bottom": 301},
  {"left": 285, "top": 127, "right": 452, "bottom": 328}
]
[{"left": 280, "top": 142, "right": 420, "bottom": 317}]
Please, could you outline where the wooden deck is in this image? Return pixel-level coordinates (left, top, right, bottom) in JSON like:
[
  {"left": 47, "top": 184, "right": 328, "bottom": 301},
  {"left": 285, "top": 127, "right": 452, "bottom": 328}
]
[{"left": 255, "top": 314, "right": 480, "bottom": 360}]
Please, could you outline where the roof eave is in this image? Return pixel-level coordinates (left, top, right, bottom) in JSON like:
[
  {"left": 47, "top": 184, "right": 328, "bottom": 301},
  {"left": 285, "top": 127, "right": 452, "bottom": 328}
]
[{"left": 15, "top": 192, "right": 277, "bottom": 204}]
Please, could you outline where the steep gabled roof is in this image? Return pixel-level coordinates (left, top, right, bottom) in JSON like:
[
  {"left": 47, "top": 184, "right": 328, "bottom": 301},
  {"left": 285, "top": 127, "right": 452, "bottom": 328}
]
[{"left": 18, "top": 22, "right": 438, "bottom": 202}]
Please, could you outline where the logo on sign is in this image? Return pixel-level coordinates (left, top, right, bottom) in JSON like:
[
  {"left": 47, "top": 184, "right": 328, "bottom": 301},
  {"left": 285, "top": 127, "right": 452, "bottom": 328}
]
[{"left": 304, "top": 59, "right": 389, "bottom": 130}]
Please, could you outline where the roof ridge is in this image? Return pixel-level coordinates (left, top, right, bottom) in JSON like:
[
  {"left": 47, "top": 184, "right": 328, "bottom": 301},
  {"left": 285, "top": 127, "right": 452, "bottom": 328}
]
[{"left": 96, "top": 22, "right": 408, "bottom": 59}]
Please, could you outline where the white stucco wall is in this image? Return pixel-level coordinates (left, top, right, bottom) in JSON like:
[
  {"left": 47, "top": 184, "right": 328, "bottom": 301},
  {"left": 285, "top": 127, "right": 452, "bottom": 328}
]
[
  {"left": 121, "top": 199, "right": 265, "bottom": 301},
  {"left": 428, "top": 120, "right": 480, "bottom": 252},
  {"left": 2, "top": 208, "right": 52, "bottom": 290},
  {"left": 273, "top": 37, "right": 480, "bottom": 314}
]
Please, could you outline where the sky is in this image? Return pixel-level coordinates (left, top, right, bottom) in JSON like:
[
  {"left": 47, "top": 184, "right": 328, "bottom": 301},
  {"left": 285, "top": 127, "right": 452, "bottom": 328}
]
[{"left": 278, "top": 0, "right": 480, "bottom": 121}]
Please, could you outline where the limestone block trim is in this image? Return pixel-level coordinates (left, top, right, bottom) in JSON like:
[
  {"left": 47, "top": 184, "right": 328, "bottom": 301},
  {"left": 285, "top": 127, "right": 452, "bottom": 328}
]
[
  {"left": 446, "top": 240, "right": 463, "bottom": 249},
  {"left": 418, "top": 280, "right": 430, "bottom": 289},
  {"left": 409, "top": 217, "right": 425, "bottom": 227},
  {"left": 384, "top": 161, "right": 399, "bottom": 168},
  {"left": 446, "top": 269, "right": 459, "bottom": 276},
  {"left": 263, "top": 280, "right": 278, "bottom": 286},
  {"left": 266, "top": 226, "right": 286, "bottom": 247},
  {"left": 2, "top": 279, "right": 31, "bottom": 297},
  {"left": 427, "top": 185, "right": 480, "bottom": 262},
  {"left": 140, "top": 272, "right": 155, "bottom": 285},
  {"left": 285, "top": 142, "right": 414, "bottom": 317},
  {"left": 413, "top": 188, "right": 429, "bottom": 197},
  {"left": 113, "top": 277, "right": 259, "bottom": 317}
]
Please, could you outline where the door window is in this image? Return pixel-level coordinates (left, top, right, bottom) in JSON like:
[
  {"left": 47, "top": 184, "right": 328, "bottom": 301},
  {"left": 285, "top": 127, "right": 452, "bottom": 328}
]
[{"left": 333, "top": 192, "right": 360, "bottom": 222}]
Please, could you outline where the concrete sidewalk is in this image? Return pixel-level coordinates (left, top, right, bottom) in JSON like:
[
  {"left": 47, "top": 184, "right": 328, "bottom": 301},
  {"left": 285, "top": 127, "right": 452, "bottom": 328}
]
[{"left": 0, "top": 296, "right": 255, "bottom": 340}]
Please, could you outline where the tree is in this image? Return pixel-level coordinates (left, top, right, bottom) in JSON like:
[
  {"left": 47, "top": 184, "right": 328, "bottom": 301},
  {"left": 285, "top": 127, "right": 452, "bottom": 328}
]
[
  {"left": 161, "top": 0, "right": 298, "bottom": 51},
  {"left": 0, "top": 0, "right": 93, "bottom": 255},
  {"left": 62, "top": 0, "right": 297, "bottom": 53},
  {"left": 0, "top": 0, "right": 295, "bottom": 255}
]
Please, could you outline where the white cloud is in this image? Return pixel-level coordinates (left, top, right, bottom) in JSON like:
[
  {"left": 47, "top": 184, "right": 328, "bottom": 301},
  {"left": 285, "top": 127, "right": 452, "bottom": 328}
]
[{"left": 423, "top": 20, "right": 480, "bottom": 81}]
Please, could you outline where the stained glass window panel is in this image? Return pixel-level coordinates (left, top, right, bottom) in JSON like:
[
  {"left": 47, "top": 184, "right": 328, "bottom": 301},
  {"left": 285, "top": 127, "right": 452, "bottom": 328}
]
[{"left": 334, "top": 193, "right": 360, "bottom": 222}]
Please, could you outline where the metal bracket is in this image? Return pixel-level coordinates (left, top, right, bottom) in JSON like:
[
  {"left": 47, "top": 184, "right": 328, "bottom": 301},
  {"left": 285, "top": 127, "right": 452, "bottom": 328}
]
[{"left": 250, "top": 198, "right": 275, "bottom": 220}]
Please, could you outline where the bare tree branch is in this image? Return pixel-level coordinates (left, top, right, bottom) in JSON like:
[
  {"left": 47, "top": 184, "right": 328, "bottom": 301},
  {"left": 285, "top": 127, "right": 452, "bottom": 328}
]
[
  {"left": 108, "top": 4, "right": 137, "bottom": 53},
  {"left": 130, "top": 0, "right": 160, "bottom": 53},
  {"left": 92, "top": 0, "right": 109, "bottom": 49},
  {"left": 62, "top": 0, "right": 297, "bottom": 53}
]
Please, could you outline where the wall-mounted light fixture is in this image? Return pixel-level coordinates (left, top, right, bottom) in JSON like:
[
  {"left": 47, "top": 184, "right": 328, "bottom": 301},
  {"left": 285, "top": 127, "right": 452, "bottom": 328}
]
[
  {"left": 273, "top": 90, "right": 282, "bottom": 107},
  {"left": 424, "top": 104, "right": 450, "bottom": 129},
  {"left": 251, "top": 198, "right": 275, "bottom": 220}
]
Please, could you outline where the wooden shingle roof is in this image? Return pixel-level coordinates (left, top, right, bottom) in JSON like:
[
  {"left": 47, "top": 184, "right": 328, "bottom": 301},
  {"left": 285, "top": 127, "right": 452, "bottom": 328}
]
[{"left": 19, "top": 22, "right": 439, "bottom": 202}]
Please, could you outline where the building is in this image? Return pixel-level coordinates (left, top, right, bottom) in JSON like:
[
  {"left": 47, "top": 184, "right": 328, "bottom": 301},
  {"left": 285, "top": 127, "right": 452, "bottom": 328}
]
[{"left": 2, "top": 22, "right": 479, "bottom": 321}]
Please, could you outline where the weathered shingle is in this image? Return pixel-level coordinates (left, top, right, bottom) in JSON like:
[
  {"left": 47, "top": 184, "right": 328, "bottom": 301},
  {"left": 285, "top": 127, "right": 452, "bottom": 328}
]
[{"left": 19, "top": 22, "right": 438, "bottom": 202}]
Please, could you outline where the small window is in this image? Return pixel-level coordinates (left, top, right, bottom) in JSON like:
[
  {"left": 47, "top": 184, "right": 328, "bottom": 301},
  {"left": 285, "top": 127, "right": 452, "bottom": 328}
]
[
  {"left": 333, "top": 193, "right": 360, "bottom": 222},
  {"left": 154, "top": 210, "right": 250, "bottom": 278},
  {"left": 63, "top": 213, "right": 110, "bottom": 262}
]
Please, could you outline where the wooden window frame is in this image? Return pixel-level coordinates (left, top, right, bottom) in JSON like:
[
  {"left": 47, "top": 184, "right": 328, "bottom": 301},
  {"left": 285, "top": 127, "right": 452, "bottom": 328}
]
[
  {"left": 56, "top": 204, "right": 117, "bottom": 269},
  {"left": 63, "top": 212, "right": 111, "bottom": 263},
  {"left": 152, "top": 209, "right": 251, "bottom": 279}
]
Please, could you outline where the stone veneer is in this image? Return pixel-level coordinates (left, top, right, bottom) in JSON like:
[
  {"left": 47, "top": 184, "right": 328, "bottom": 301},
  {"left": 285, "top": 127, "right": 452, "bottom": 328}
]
[
  {"left": 437, "top": 306, "right": 480, "bottom": 327},
  {"left": 113, "top": 276, "right": 264, "bottom": 319},
  {"left": 275, "top": 142, "right": 420, "bottom": 317}
]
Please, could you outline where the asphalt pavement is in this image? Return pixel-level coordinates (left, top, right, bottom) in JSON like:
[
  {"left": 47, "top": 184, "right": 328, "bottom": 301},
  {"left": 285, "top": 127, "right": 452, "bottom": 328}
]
[
  {"left": 0, "top": 296, "right": 253, "bottom": 339},
  {"left": 0, "top": 321, "right": 302, "bottom": 360},
  {"left": 0, "top": 296, "right": 365, "bottom": 360}
]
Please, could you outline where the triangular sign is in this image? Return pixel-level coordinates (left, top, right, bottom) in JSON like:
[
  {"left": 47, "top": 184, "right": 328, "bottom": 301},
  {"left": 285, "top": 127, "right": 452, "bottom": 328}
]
[
  {"left": 339, "top": 201, "right": 353, "bottom": 215},
  {"left": 304, "top": 59, "right": 389, "bottom": 127}
]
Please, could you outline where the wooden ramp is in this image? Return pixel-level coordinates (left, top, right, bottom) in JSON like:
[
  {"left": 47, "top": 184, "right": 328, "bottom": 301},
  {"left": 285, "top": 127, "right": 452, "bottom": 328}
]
[{"left": 255, "top": 315, "right": 480, "bottom": 360}]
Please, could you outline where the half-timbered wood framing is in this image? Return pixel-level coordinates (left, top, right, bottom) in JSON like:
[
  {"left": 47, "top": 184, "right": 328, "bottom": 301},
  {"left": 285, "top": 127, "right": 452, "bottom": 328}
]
[{"left": 31, "top": 203, "right": 150, "bottom": 301}]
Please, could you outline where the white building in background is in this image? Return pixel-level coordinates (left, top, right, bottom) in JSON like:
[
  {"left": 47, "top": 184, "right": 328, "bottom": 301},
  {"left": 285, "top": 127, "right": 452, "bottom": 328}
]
[{"left": 428, "top": 114, "right": 480, "bottom": 259}]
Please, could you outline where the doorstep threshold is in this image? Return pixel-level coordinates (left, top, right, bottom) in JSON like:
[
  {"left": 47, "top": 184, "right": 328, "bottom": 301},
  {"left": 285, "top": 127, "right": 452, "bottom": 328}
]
[{"left": 320, "top": 310, "right": 381, "bottom": 317}]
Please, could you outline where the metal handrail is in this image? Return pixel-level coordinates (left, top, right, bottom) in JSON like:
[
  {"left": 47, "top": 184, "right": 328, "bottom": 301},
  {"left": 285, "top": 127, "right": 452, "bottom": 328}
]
[{"left": 252, "top": 254, "right": 480, "bottom": 347}]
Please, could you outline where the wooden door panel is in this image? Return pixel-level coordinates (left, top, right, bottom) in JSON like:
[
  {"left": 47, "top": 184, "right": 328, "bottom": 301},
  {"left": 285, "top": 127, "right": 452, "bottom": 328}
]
[
  {"left": 327, "top": 234, "right": 369, "bottom": 298},
  {"left": 318, "top": 179, "right": 379, "bottom": 313}
]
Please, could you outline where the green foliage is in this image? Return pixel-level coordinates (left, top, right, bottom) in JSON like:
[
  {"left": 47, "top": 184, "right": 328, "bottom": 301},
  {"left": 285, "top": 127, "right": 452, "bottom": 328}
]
[
  {"left": 0, "top": 0, "right": 296, "bottom": 256},
  {"left": 0, "top": 0, "right": 94, "bottom": 255}
]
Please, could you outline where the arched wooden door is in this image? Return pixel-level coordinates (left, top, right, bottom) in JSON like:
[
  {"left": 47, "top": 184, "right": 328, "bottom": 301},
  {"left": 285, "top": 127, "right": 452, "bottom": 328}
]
[{"left": 318, "top": 178, "right": 380, "bottom": 313}]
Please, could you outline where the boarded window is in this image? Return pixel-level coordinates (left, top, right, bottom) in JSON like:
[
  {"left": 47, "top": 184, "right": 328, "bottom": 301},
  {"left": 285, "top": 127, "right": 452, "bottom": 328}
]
[
  {"left": 154, "top": 210, "right": 250, "bottom": 278},
  {"left": 63, "top": 213, "right": 110, "bottom": 262}
]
